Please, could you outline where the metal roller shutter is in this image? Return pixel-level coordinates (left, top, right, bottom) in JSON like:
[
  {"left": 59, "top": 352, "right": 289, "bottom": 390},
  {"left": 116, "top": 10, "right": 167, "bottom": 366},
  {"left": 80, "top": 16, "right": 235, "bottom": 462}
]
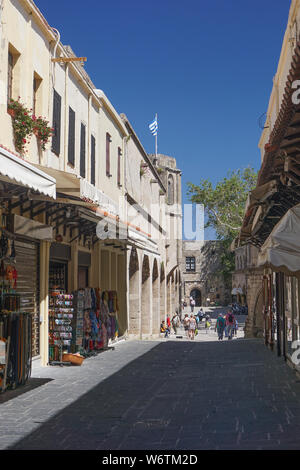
[{"left": 15, "top": 239, "right": 40, "bottom": 357}]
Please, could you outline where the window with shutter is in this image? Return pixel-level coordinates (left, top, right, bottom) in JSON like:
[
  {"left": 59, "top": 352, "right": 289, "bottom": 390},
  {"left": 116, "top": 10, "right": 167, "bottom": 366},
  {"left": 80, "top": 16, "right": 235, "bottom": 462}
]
[
  {"left": 7, "top": 52, "right": 13, "bottom": 104},
  {"left": 68, "top": 107, "right": 75, "bottom": 166},
  {"left": 80, "top": 123, "right": 86, "bottom": 178},
  {"left": 106, "top": 132, "right": 111, "bottom": 176},
  {"left": 52, "top": 89, "right": 61, "bottom": 155},
  {"left": 117, "top": 147, "right": 121, "bottom": 186},
  {"left": 91, "top": 134, "right": 96, "bottom": 185}
]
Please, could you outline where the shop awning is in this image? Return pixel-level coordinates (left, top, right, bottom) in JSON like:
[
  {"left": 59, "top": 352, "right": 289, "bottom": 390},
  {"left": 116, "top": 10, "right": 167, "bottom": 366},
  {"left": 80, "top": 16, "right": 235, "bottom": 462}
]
[
  {"left": 33, "top": 165, "right": 118, "bottom": 215},
  {"left": 0, "top": 146, "right": 56, "bottom": 198},
  {"left": 128, "top": 227, "right": 159, "bottom": 255},
  {"left": 258, "top": 203, "right": 300, "bottom": 275}
]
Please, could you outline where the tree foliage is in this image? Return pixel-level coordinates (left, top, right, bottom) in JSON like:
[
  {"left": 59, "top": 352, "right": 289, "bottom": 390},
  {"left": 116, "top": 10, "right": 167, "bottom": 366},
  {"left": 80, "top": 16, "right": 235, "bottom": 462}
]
[
  {"left": 187, "top": 167, "right": 258, "bottom": 240},
  {"left": 187, "top": 167, "right": 258, "bottom": 281}
]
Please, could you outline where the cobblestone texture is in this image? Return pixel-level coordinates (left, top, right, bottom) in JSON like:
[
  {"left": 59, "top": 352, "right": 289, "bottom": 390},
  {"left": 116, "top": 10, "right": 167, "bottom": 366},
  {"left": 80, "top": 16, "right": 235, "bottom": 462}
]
[{"left": 1, "top": 333, "right": 300, "bottom": 450}]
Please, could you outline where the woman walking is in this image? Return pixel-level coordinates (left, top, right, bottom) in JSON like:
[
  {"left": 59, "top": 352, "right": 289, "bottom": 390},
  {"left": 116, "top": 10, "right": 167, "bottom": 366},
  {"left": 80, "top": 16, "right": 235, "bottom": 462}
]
[
  {"left": 183, "top": 314, "right": 190, "bottom": 338},
  {"left": 189, "top": 314, "right": 197, "bottom": 340}
]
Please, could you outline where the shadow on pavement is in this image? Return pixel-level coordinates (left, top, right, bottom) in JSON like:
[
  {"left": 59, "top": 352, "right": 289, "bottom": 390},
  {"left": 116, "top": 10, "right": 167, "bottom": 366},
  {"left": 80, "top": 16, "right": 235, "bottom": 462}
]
[
  {"left": 0, "top": 378, "right": 53, "bottom": 404},
  {"left": 7, "top": 338, "right": 294, "bottom": 450}
]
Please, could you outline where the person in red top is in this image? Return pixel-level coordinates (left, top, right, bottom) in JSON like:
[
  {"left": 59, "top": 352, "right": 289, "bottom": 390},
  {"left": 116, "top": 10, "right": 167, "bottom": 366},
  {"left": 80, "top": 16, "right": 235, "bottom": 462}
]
[
  {"left": 166, "top": 314, "right": 171, "bottom": 330},
  {"left": 225, "top": 309, "right": 235, "bottom": 340}
]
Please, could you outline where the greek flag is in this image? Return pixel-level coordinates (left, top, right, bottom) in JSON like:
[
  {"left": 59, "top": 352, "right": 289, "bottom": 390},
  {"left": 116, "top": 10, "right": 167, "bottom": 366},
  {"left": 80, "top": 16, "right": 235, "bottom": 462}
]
[{"left": 149, "top": 116, "right": 158, "bottom": 136}]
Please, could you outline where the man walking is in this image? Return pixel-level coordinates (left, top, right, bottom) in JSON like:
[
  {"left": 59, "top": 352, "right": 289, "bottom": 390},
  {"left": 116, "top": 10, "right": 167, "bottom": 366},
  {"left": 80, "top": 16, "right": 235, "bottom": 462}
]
[
  {"left": 190, "top": 298, "right": 195, "bottom": 313},
  {"left": 215, "top": 313, "right": 226, "bottom": 340},
  {"left": 171, "top": 312, "right": 180, "bottom": 334},
  {"left": 225, "top": 309, "right": 236, "bottom": 340}
]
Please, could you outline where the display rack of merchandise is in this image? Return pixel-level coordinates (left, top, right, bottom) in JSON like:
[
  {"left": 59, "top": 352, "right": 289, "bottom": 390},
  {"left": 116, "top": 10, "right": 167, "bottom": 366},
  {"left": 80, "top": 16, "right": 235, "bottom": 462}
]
[
  {"left": 71, "top": 289, "right": 84, "bottom": 353},
  {"left": 49, "top": 290, "right": 74, "bottom": 366},
  {"left": 49, "top": 263, "right": 67, "bottom": 291},
  {"left": 72, "top": 288, "right": 119, "bottom": 357},
  {"left": 0, "top": 230, "right": 32, "bottom": 392}
]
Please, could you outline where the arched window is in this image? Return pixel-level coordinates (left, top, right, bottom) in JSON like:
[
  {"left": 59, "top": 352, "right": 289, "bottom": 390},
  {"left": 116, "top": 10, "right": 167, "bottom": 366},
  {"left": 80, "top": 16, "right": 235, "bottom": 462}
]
[{"left": 167, "top": 174, "right": 174, "bottom": 205}]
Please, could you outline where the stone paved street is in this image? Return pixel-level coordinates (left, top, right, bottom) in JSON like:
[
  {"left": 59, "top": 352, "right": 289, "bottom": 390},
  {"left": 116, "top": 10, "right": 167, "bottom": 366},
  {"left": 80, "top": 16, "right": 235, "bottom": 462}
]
[{"left": 2, "top": 331, "right": 300, "bottom": 450}]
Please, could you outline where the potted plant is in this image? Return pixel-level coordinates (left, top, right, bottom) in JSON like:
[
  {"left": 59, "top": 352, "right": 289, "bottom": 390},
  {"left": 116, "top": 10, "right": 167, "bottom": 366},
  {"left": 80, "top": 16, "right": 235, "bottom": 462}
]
[
  {"left": 32, "top": 116, "right": 54, "bottom": 151},
  {"left": 7, "top": 98, "right": 34, "bottom": 154}
]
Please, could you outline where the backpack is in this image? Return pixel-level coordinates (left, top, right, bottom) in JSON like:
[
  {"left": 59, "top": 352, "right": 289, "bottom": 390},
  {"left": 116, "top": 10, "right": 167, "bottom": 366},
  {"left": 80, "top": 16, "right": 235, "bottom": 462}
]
[{"left": 228, "top": 313, "right": 234, "bottom": 323}]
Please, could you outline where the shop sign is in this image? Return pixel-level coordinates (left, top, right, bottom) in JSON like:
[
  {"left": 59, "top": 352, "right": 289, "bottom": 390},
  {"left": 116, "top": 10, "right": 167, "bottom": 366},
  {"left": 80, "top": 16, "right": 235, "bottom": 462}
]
[{"left": 10, "top": 214, "right": 53, "bottom": 241}]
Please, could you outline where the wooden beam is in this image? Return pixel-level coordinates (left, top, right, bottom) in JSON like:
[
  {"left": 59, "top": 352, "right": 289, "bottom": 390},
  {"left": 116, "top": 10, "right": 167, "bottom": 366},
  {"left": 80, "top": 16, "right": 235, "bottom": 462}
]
[{"left": 51, "top": 57, "right": 87, "bottom": 63}]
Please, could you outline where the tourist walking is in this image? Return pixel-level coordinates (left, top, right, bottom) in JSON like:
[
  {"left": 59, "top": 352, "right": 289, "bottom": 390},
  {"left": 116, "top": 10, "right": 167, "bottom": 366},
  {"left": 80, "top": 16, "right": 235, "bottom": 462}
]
[
  {"left": 233, "top": 318, "right": 238, "bottom": 337},
  {"left": 190, "top": 298, "right": 195, "bottom": 313},
  {"left": 223, "top": 314, "right": 228, "bottom": 337},
  {"left": 189, "top": 314, "right": 197, "bottom": 340},
  {"left": 183, "top": 314, "right": 190, "bottom": 338},
  {"left": 225, "top": 309, "right": 236, "bottom": 340},
  {"left": 166, "top": 314, "right": 171, "bottom": 331},
  {"left": 205, "top": 316, "right": 211, "bottom": 334},
  {"left": 215, "top": 313, "right": 226, "bottom": 340},
  {"left": 171, "top": 312, "right": 180, "bottom": 334}
]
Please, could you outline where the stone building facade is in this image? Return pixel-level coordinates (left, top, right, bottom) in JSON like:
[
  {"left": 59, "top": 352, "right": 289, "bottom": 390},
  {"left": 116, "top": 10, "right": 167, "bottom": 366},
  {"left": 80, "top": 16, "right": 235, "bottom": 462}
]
[
  {"left": 180, "top": 240, "right": 231, "bottom": 307},
  {"left": 0, "top": 0, "right": 182, "bottom": 368},
  {"left": 232, "top": 244, "right": 264, "bottom": 337}
]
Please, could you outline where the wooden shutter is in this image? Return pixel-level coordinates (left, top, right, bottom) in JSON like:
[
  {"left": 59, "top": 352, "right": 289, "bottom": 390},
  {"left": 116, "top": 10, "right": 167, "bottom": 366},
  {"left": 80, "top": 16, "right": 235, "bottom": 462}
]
[
  {"left": 91, "top": 134, "right": 96, "bottom": 185},
  {"left": 68, "top": 107, "right": 75, "bottom": 166},
  {"left": 52, "top": 89, "right": 61, "bottom": 155},
  {"left": 15, "top": 239, "right": 40, "bottom": 357},
  {"left": 106, "top": 133, "right": 111, "bottom": 176},
  {"left": 7, "top": 52, "right": 13, "bottom": 104},
  {"left": 117, "top": 147, "right": 121, "bottom": 186},
  {"left": 80, "top": 123, "right": 86, "bottom": 178}
]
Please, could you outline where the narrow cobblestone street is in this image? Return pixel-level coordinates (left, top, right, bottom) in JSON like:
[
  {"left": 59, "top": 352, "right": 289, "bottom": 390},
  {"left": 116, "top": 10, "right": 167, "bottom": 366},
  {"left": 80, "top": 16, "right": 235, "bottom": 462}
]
[{"left": 2, "top": 329, "right": 300, "bottom": 450}]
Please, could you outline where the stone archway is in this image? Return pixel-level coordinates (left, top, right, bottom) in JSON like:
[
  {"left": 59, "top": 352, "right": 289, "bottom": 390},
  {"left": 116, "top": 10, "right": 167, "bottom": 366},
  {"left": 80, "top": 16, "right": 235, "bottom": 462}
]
[
  {"left": 252, "top": 288, "right": 264, "bottom": 338},
  {"left": 128, "top": 248, "right": 140, "bottom": 336},
  {"left": 160, "top": 262, "right": 166, "bottom": 322},
  {"left": 167, "top": 272, "right": 174, "bottom": 317},
  {"left": 152, "top": 258, "right": 159, "bottom": 335},
  {"left": 141, "top": 255, "right": 151, "bottom": 336},
  {"left": 190, "top": 288, "right": 202, "bottom": 307}
]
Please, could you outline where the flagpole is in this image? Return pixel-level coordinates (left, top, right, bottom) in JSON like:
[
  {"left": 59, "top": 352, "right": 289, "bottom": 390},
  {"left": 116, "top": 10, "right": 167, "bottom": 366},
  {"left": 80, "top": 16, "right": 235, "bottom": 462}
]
[{"left": 155, "top": 113, "right": 158, "bottom": 158}]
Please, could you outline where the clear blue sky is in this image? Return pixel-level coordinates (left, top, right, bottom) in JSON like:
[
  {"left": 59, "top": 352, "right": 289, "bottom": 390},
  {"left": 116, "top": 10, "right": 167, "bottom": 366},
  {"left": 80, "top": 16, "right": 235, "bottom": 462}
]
[{"left": 35, "top": 0, "right": 289, "bottom": 239}]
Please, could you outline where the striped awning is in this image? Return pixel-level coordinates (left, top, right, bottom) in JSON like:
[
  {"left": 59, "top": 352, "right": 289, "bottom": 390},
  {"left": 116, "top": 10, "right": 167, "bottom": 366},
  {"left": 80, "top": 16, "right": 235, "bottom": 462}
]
[{"left": 0, "top": 146, "right": 56, "bottom": 198}]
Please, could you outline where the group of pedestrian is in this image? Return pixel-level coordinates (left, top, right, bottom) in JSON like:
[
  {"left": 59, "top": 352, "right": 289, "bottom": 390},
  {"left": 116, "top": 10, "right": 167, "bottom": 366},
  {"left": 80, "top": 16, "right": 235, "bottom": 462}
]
[
  {"left": 183, "top": 313, "right": 202, "bottom": 340},
  {"left": 160, "top": 312, "right": 180, "bottom": 338},
  {"left": 160, "top": 307, "right": 238, "bottom": 341},
  {"left": 215, "top": 309, "right": 238, "bottom": 340}
]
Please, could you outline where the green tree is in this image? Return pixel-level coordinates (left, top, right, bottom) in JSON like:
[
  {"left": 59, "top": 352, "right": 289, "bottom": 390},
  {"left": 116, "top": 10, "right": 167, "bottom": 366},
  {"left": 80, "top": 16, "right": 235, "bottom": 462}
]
[{"left": 187, "top": 167, "right": 258, "bottom": 281}]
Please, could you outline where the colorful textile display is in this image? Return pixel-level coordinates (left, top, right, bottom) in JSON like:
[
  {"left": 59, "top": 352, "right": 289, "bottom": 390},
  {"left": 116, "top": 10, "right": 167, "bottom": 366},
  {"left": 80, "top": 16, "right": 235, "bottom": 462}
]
[{"left": 72, "top": 288, "right": 120, "bottom": 355}]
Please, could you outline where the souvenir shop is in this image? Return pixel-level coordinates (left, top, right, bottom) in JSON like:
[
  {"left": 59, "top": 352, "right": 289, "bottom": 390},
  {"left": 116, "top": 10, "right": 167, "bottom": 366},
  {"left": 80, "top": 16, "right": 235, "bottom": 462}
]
[
  {"left": 0, "top": 227, "right": 38, "bottom": 392},
  {"left": 257, "top": 204, "right": 300, "bottom": 367},
  {"left": 47, "top": 240, "right": 122, "bottom": 364},
  {"left": 48, "top": 243, "right": 71, "bottom": 365},
  {"left": 72, "top": 288, "right": 119, "bottom": 356}
]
